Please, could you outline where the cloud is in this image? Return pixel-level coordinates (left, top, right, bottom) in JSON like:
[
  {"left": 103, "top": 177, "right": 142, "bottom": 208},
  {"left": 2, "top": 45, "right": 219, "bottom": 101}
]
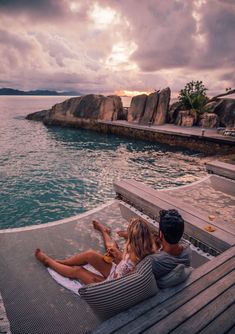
[
  {"left": 0, "top": 0, "right": 234, "bottom": 95},
  {"left": 194, "top": 0, "right": 235, "bottom": 71},
  {"left": 119, "top": 1, "right": 196, "bottom": 71}
]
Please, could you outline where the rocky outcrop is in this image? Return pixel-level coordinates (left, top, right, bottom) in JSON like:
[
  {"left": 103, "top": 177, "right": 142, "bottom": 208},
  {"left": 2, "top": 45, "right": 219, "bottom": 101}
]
[
  {"left": 140, "top": 92, "right": 159, "bottom": 125},
  {"left": 198, "top": 113, "right": 219, "bottom": 128},
  {"left": 169, "top": 97, "right": 235, "bottom": 129},
  {"left": 211, "top": 98, "right": 235, "bottom": 128},
  {"left": 119, "top": 107, "right": 128, "bottom": 120},
  {"left": 26, "top": 109, "right": 48, "bottom": 121},
  {"left": 110, "top": 95, "right": 126, "bottom": 121},
  {"left": 153, "top": 87, "right": 171, "bottom": 125},
  {"left": 128, "top": 88, "right": 171, "bottom": 126},
  {"left": 128, "top": 94, "right": 147, "bottom": 123},
  {"left": 168, "top": 102, "right": 182, "bottom": 124},
  {"left": 176, "top": 109, "right": 198, "bottom": 127},
  {"left": 26, "top": 94, "right": 124, "bottom": 125}
]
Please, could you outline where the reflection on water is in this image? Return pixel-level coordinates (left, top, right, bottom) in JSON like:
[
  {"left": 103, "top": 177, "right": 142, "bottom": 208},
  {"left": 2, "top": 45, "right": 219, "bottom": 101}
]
[{"left": 0, "top": 96, "right": 207, "bottom": 229}]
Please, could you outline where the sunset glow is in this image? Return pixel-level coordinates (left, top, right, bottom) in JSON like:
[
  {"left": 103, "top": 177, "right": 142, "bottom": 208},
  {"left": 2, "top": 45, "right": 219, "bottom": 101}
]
[
  {"left": 115, "top": 90, "right": 152, "bottom": 97},
  {"left": 89, "top": 4, "right": 116, "bottom": 27},
  {"left": 0, "top": 0, "right": 234, "bottom": 96}
]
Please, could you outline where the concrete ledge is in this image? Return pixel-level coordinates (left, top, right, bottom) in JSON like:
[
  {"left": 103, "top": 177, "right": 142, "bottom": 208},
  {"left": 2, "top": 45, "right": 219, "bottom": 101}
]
[{"left": 206, "top": 160, "right": 235, "bottom": 180}]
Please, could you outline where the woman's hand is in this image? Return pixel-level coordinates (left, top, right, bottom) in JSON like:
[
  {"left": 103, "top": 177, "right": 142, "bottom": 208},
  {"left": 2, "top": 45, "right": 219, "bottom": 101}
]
[{"left": 107, "top": 247, "right": 123, "bottom": 264}]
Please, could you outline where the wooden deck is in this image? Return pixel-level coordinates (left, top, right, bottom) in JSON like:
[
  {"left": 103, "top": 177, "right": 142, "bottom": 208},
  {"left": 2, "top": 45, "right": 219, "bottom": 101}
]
[
  {"left": 93, "top": 246, "right": 235, "bottom": 334},
  {"left": 114, "top": 175, "right": 235, "bottom": 254},
  {"left": 206, "top": 160, "right": 235, "bottom": 180},
  {"left": 99, "top": 173, "right": 235, "bottom": 333}
]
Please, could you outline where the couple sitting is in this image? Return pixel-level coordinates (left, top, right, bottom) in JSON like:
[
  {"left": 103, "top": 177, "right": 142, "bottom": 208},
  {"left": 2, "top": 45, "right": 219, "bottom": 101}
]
[{"left": 35, "top": 209, "right": 191, "bottom": 285}]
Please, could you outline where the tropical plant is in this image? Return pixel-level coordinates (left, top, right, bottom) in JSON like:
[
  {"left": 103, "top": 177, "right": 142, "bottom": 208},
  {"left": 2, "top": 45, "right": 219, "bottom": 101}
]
[{"left": 178, "top": 80, "right": 208, "bottom": 113}]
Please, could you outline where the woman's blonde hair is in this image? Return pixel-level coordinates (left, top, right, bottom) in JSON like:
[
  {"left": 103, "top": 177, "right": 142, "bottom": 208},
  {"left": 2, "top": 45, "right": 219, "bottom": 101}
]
[{"left": 125, "top": 217, "right": 157, "bottom": 263}]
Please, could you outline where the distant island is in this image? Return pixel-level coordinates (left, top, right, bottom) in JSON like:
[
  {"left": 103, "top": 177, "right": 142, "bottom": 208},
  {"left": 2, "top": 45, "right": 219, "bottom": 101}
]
[{"left": 0, "top": 87, "right": 81, "bottom": 96}]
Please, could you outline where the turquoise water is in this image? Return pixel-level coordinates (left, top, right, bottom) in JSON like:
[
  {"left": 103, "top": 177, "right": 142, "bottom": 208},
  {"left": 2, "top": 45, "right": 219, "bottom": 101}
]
[{"left": 0, "top": 96, "right": 206, "bottom": 229}]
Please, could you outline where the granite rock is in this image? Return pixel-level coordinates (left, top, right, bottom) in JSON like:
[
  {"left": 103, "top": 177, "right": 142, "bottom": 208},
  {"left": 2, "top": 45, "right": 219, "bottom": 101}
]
[
  {"left": 177, "top": 109, "right": 198, "bottom": 126},
  {"left": 199, "top": 113, "right": 219, "bottom": 128},
  {"left": 168, "top": 101, "right": 182, "bottom": 124},
  {"left": 153, "top": 87, "right": 171, "bottom": 125},
  {"left": 128, "top": 94, "right": 147, "bottom": 123},
  {"left": 26, "top": 109, "right": 48, "bottom": 121},
  {"left": 109, "top": 95, "right": 125, "bottom": 121},
  {"left": 27, "top": 94, "right": 124, "bottom": 123},
  {"left": 140, "top": 92, "right": 159, "bottom": 125},
  {"left": 211, "top": 98, "right": 235, "bottom": 128},
  {"left": 73, "top": 95, "right": 105, "bottom": 119}
]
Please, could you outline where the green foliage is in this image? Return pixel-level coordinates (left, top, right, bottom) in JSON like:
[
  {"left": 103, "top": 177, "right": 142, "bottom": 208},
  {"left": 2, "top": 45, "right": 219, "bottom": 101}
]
[{"left": 178, "top": 81, "right": 208, "bottom": 113}]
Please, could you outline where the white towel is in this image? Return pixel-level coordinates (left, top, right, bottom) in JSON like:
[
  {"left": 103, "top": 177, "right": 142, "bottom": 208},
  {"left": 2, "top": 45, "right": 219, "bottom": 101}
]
[{"left": 47, "top": 264, "right": 103, "bottom": 295}]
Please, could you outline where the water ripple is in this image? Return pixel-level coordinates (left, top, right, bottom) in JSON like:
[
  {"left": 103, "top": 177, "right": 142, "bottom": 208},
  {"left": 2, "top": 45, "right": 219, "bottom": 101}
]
[{"left": 0, "top": 96, "right": 207, "bottom": 229}]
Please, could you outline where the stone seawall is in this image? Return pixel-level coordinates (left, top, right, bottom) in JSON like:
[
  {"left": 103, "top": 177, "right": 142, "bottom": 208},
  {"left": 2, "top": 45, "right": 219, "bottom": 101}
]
[
  {"left": 43, "top": 117, "right": 235, "bottom": 154},
  {"left": 98, "top": 123, "right": 234, "bottom": 155}
]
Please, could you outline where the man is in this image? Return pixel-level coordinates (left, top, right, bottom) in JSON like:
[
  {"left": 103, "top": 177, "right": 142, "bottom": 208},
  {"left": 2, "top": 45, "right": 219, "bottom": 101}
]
[{"left": 149, "top": 209, "right": 191, "bottom": 279}]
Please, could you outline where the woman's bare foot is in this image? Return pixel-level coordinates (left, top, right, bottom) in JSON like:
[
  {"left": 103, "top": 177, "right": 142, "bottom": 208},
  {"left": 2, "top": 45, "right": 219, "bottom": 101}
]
[
  {"left": 35, "top": 248, "right": 49, "bottom": 267},
  {"left": 92, "top": 220, "right": 111, "bottom": 234},
  {"left": 117, "top": 230, "right": 128, "bottom": 239}
]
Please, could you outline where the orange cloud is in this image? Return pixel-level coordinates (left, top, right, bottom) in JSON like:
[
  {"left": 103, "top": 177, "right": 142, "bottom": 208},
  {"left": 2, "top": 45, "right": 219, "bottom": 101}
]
[{"left": 115, "top": 89, "right": 152, "bottom": 97}]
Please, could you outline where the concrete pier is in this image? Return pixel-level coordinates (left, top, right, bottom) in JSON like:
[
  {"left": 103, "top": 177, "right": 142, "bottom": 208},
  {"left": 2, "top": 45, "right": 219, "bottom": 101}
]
[{"left": 97, "top": 121, "right": 235, "bottom": 154}]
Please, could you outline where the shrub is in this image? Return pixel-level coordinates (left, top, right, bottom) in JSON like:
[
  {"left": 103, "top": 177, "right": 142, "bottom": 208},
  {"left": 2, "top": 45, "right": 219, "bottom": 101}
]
[{"left": 178, "top": 81, "right": 208, "bottom": 113}]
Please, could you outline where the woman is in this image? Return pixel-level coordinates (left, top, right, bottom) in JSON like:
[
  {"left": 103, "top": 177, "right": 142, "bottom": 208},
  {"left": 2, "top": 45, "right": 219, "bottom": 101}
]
[{"left": 35, "top": 217, "right": 157, "bottom": 284}]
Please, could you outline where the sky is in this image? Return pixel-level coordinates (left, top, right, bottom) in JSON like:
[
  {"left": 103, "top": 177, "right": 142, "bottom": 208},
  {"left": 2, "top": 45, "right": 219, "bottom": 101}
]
[{"left": 0, "top": 0, "right": 234, "bottom": 97}]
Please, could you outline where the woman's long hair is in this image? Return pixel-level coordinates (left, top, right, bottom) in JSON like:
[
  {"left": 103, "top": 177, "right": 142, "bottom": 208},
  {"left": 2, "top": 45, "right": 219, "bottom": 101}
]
[{"left": 125, "top": 217, "right": 157, "bottom": 263}]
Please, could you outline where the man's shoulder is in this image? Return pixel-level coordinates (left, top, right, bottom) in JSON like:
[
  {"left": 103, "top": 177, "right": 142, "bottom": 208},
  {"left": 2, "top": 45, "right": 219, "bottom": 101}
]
[{"left": 150, "top": 240, "right": 192, "bottom": 263}]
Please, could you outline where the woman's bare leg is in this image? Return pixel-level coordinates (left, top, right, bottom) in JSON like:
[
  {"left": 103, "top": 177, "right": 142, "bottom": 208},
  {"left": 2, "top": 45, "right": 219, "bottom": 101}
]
[
  {"left": 35, "top": 248, "right": 112, "bottom": 278},
  {"left": 35, "top": 249, "right": 106, "bottom": 284},
  {"left": 92, "top": 220, "right": 119, "bottom": 251}
]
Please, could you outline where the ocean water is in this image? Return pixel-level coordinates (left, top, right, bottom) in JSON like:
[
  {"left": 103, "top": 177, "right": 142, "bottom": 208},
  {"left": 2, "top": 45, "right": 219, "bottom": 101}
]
[{"left": 0, "top": 96, "right": 206, "bottom": 229}]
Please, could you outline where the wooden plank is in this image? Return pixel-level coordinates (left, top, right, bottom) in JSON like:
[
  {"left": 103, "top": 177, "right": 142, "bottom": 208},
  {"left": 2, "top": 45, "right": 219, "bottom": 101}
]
[
  {"left": 92, "top": 247, "right": 235, "bottom": 334},
  {"left": 198, "top": 302, "right": 235, "bottom": 334},
  {"left": 206, "top": 161, "right": 235, "bottom": 180},
  {"left": 112, "top": 257, "right": 235, "bottom": 334},
  {"left": 143, "top": 270, "right": 235, "bottom": 334},
  {"left": 172, "top": 285, "right": 235, "bottom": 334}
]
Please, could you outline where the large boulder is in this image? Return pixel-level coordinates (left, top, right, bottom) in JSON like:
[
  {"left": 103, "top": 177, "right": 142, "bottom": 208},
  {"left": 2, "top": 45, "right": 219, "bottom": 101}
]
[
  {"left": 73, "top": 95, "right": 105, "bottom": 119},
  {"left": 140, "top": 92, "right": 159, "bottom": 125},
  {"left": 198, "top": 113, "right": 219, "bottom": 128},
  {"left": 26, "top": 109, "right": 48, "bottom": 121},
  {"left": 211, "top": 98, "right": 235, "bottom": 128},
  {"left": 27, "top": 94, "right": 124, "bottom": 123},
  {"left": 99, "top": 96, "right": 115, "bottom": 121},
  {"left": 128, "top": 94, "right": 147, "bottom": 123},
  {"left": 109, "top": 95, "right": 125, "bottom": 121},
  {"left": 118, "top": 107, "right": 128, "bottom": 120},
  {"left": 48, "top": 97, "right": 83, "bottom": 118},
  {"left": 153, "top": 87, "right": 171, "bottom": 125},
  {"left": 168, "top": 101, "right": 182, "bottom": 124},
  {"left": 176, "top": 109, "right": 198, "bottom": 126}
]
